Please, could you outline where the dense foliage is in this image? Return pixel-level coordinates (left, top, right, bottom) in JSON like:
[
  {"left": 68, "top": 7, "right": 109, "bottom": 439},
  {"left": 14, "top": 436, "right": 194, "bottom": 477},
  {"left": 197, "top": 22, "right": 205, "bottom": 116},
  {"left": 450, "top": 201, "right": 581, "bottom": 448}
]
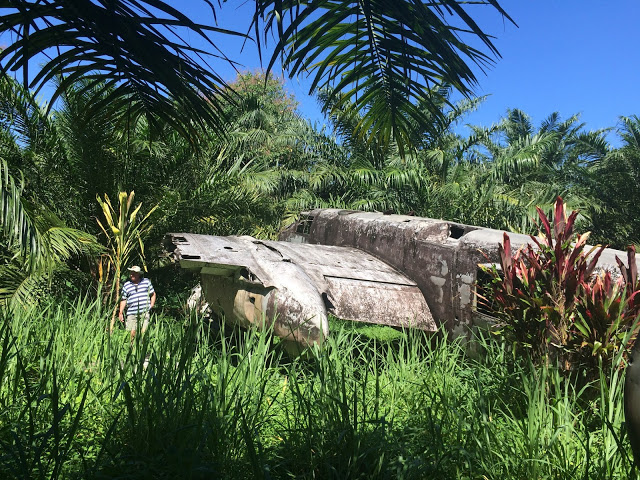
[
  {"left": 0, "top": 0, "right": 513, "bottom": 151},
  {"left": 1, "top": 1, "right": 639, "bottom": 478},
  {"left": 0, "top": 303, "right": 635, "bottom": 479},
  {"left": 0, "top": 65, "right": 639, "bottom": 353}
]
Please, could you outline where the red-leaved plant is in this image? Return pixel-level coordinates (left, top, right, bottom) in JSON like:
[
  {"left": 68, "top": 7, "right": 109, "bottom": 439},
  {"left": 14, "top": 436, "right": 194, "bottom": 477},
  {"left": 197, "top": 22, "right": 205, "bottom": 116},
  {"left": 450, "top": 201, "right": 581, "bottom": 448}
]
[
  {"left": 480, "top": 197, "right": 640, "bottom": 369},
  {"left": 573, "top": 246, "right": 640, "bottom": 362}
]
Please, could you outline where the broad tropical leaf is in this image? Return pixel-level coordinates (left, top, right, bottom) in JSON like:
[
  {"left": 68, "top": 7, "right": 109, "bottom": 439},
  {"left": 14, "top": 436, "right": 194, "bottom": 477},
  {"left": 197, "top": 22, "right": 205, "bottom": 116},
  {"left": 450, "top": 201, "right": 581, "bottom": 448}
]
[{"left": 0, "top": 210, "right": 100, "bottom": 308}]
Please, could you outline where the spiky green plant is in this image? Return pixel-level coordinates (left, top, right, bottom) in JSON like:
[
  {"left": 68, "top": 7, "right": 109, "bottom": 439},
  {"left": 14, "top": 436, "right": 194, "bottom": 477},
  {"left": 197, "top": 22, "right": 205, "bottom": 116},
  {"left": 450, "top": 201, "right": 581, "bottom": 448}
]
[{"left": 96, "top": 191, "right": 157, "bottom": 330}]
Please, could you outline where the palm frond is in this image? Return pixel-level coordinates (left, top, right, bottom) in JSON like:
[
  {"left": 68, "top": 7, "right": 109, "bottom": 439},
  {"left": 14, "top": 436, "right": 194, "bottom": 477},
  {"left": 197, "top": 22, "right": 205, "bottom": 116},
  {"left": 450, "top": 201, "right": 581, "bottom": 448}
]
[
  {"left": 0, "top": 261, "right": 45, "bottom": 308},
  {"left": 1, "top": 0, "right": 244, "bottom": 140},
  {"left": 618, "top": 116, "right": 640, "bottom": 150},
  {"left": 0, "top": 159, "right": 42, "bottom": 269},
  {"left": 256, "top": 0, "right": 513, "bottom": 154}
]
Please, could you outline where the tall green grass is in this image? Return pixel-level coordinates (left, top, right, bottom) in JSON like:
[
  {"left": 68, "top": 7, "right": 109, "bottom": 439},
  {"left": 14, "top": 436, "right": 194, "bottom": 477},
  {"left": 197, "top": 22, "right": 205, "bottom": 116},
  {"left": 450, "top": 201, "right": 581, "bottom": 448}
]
[{"left": 0, "top": 300, "right": 637, "bottom": 479}]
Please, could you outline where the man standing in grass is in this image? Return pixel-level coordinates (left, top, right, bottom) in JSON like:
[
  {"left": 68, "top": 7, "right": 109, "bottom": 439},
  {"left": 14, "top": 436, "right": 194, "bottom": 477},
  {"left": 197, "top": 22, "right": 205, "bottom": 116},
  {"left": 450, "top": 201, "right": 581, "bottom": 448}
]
[{"left": 119, "top": 266, "right": 156, "bottom": 341}]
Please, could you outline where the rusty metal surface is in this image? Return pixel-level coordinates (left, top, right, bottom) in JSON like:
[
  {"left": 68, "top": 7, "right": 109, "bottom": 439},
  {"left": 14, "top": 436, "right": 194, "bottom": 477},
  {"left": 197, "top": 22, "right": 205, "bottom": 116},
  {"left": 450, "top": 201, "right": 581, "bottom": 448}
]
[
  {"left": 280, "top": 209, "right": 640, "bottom": 338},
  {"left": 324, "top": 276, "right": 432, "bottom": 329},
  {"left": 167, "top": 208, "right": 640, "bottom": 350},
  {"left": 165, "top": 232, "right": 436, "bottom": 348}
]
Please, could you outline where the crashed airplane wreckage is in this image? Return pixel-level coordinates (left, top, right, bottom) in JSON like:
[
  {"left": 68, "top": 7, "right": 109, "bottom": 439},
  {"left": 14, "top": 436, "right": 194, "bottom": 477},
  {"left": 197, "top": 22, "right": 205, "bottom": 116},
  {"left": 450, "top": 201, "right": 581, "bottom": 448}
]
[{"left": 164, "top": 209, "right": 639, "bottom": 351}]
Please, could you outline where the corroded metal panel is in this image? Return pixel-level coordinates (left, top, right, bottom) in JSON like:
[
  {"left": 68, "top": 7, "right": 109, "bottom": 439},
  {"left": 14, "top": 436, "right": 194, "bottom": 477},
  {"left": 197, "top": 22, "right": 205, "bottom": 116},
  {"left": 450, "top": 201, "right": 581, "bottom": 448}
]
[
  {"left": 324, "top": 276, "right": 433, "bottom": 329},
  {"left": 167, "top": 208, "right": 640, "bottom": 349},
  {"left": 280, "top": 209, "right": 640, "bottom": 337},
  {"left": 165, "top": 232, "right": 436, "bottom": 349}
]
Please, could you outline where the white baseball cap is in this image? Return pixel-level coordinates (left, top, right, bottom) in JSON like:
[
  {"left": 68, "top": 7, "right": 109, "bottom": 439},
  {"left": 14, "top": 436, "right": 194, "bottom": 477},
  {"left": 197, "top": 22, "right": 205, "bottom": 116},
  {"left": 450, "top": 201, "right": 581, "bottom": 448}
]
[{"left": 128, "top": 265, "right": 142, "bottom": 273}]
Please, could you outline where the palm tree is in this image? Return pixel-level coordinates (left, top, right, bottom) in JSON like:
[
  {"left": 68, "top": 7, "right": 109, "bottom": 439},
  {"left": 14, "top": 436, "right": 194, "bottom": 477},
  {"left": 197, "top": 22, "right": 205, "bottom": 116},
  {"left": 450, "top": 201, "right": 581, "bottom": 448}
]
[
  {"left": 254, "top": 0, "right": 513, "bottom": 154},
  {"left": 175, "top": 72, "right": 322, "bottom": 238},
  {"left": 53, "top": 78, "right": 191, "bottom": 232},
  {"left": 0, "top": 0, "right": 516, "bottom": 265},
  {"left": 588, "top": 116, "right": 640, "bottom": 248},
  {"left": 472, "top": 109, "right": 609, "bottom": 233},
  {"left": 0, "top": 76, "right": 100, "bottom": 306},
  {"left": 213, "top": 72, "right": 308, "bottom": 170},
  {"left": 1, "top": 0, "right": 236, "bottom": 139},
  {"left": 280, "top": 85, "right": 486, "bottom": 219},
  {"left": 0, "top": 207, "right": 100, "bottom": 308}
]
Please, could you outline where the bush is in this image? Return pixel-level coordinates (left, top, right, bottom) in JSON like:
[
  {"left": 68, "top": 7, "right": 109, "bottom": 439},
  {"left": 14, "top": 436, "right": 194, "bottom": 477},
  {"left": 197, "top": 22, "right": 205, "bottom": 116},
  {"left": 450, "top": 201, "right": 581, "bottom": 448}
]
[{"left": 479, "top": 196, "right": 640, "bottom": 370}]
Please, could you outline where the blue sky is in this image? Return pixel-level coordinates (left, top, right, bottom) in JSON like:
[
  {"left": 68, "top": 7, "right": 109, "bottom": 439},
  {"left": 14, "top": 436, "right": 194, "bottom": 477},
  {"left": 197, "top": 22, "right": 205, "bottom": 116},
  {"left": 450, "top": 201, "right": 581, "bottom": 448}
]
[
  {"left": 191, "top": 0, "right": 640, "bottom": 143},
  {"left": 455, "top": 1, "right": 640, "bottom": 140}
]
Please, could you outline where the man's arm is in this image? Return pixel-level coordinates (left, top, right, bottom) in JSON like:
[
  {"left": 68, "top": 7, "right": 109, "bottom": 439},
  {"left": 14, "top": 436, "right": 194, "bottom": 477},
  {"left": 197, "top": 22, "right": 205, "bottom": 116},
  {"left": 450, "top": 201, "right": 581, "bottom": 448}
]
[
  {"left": 150, "top": 291, "right": 157, "bottom": 310},
  {"left": 119, "top": 299, "right": 127, "bottom": 321}
]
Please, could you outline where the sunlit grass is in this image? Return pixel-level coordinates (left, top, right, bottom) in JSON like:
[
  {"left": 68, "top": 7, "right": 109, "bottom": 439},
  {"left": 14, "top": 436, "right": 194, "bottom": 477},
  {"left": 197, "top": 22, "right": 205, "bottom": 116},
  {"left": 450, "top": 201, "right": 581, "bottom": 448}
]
[{"left": 0, "top": 299, "right": 638, "bottom": 479}]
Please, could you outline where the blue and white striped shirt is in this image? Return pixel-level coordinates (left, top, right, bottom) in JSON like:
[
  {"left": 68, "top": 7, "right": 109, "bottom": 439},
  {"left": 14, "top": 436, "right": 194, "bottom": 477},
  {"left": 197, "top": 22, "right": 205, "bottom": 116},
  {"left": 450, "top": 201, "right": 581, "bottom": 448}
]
[{"left": 121, "top": 278, "right": 155, "bottom": 315}]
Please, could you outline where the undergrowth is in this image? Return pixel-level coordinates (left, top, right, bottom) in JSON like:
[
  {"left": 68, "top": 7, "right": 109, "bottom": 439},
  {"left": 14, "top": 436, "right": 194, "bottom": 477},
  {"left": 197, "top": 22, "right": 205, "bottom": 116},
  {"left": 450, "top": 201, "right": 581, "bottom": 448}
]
[{"left": 0, "top": 299, "right": 637, "bottom": 479}]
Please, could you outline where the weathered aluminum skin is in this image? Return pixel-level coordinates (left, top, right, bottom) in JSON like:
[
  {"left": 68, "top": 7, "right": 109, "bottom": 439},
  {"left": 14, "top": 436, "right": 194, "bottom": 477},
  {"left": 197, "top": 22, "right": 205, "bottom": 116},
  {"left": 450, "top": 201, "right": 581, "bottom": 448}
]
[
  {"left": 165, "top": 233, "right": 435, "bottom": 349},
  {"left": 280, "top": 209, "right": 640, "bottom": 338},
  {"left": 166, "top": 209, "right": 639, "bottom": 348}
]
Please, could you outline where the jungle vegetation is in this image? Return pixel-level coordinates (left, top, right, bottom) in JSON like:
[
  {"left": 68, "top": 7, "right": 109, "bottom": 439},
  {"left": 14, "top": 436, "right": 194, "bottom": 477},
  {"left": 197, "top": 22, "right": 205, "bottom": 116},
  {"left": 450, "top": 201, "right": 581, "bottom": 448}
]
[{"left": 1, "top": 1, "right": 639, "bottom": 478}]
